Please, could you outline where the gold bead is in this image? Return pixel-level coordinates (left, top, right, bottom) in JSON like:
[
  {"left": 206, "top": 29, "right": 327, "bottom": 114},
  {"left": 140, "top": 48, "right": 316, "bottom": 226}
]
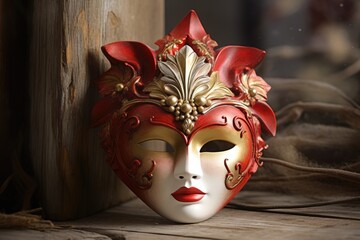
[
  {"left": 165, "top": 95, "right": 178, "bottom": 106},
  {"left": 205, "top": 99, "right": 212, "bottom": 107},
  {"left": 249, "top": 88, "right": 257, "bottom": 97},
  {"left": 194, "top": 96, "right": 207, "bottom": 106},
  {"left": 198, "top": 106, "right": 204, "bottom": 113},
  {"left": 168, "top": 106, "right": 175, "bottom": 112},
  {"left": 115, "top": 83, "right": 124, "bottom": 92},
  {"left": 180, "top": 103, "right": 192, "bottom": 113}
]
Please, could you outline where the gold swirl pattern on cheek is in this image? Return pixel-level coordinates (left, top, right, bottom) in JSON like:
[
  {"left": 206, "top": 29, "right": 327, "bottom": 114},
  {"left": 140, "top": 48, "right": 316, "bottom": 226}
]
[
  {"left": 127, "top": 159, "right": 156, "bottom": 190},
  {"left": 224, "top": 158, "right": 244, "bottom": 190},
  {"left": 233, "top": 116, "right": 247, "bottom": 138}
]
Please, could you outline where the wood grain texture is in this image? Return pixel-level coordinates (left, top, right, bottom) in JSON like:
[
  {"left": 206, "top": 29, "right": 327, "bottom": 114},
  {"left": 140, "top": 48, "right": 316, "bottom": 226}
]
[
  {"left": 3, "top": 194, "right": 357, "bottom": 240},
  {"left": 29, "top": 0, "right": 164, "bottom": 220},
  {"left": 68, "top": 197, "right": 360, "bottom": 240},
  {"left": 0, "top": 229, "right": 112, "bottom": 240}
]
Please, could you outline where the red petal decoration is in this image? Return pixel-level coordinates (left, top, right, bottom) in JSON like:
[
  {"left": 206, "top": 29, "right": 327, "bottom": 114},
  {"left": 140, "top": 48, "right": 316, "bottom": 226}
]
[
  {"left": 97, "top": 66, "right": 133, "bottom": 97},
  {"left": 214, "top": 46, "right": 266, "bottom": 88},
  {"left": 101, "top": 41, "right": 156, "bottom": 84},
  {"left": 170, "top": 10, "right": 207, "bottom": 40},
  {"left": 252, "top": 101, "right": 277, "bottom": 136}
]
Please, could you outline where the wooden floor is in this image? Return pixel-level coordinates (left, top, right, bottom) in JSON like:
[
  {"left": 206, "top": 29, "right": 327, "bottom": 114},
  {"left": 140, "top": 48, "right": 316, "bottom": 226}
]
[{"left": 1, "top": 192, "right": 359, "bottom": 240}]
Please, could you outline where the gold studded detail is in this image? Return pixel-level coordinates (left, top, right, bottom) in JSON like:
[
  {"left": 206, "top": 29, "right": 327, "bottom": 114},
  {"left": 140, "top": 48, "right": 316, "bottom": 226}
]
[
  {"left": 248, "top": 88, "right": 257, "bottom": 98},
  {"left": 165, "top": 95, "right": 178, "bottom": 106},
  {"left": 144, "top": 45, "right": 234, "bottom": 135},
  {"left": 115, "top": 83, "right": 125, "bottom": 92}
]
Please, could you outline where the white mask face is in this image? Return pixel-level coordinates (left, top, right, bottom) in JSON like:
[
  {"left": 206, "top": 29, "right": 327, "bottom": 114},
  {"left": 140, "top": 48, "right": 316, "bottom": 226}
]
[
  {"left": 92, "top": 10, "right": 276, "bottom": 224},
  {"left": 127, "top": 107, "right": 254, "bottom": 223}
]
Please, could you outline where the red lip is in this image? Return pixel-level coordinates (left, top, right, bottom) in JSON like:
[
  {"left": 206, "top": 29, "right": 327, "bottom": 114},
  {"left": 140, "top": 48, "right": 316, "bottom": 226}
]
[{"left": 171, "top": 187, "right": 205, "bottom": 202}]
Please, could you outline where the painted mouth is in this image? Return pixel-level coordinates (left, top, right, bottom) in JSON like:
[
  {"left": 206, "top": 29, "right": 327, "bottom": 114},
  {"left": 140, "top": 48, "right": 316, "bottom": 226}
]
[{"left": 171, "top": 187, "right": 206, "bottom": 202}]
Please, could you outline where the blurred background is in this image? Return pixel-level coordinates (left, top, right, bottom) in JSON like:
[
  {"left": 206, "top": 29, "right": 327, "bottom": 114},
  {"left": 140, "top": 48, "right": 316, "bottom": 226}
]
[
  {"left": 166, "top": 0, "right": 360, "bottom": 101},
  {"left": 166, "top": 0, "right": 360, "bottom": 200}
]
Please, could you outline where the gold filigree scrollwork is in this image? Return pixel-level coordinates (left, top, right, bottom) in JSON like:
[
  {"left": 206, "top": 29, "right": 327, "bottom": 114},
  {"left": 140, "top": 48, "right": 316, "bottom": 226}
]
[
  {"left": 144, "top": 45, "right": 234, "bottom": 135},
  {"left": 224, "top": 158, "right": 244, "bottom": 190},
  {"left": 127, "top": 159, "right": 156, "bottom": 190},
  {"left": 233, "top": 68, "right": 271, "bottom": 106},
  {"left": 156, "top": 36, "right": 184, "bottom": 61},
  {"left": 123, "top": 115, "right": 141, "bottom": 136},
  {"left": 232, "top": 116, "right": 247, "bottom": 138},
  {"left": 192, "top": 34, "right": 218, "bottom": 64}
]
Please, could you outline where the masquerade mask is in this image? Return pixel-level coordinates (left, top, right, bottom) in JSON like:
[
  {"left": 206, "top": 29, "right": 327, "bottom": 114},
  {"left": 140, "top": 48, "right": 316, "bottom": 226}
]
[{"left": 92, "top": 10, "right": 276, "bottom": 223}]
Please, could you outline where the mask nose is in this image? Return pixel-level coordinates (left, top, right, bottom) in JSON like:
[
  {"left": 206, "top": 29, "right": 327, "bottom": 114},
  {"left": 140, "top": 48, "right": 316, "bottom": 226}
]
[{"left": 174, "top": 147, "right": 203, "bottom": 181}]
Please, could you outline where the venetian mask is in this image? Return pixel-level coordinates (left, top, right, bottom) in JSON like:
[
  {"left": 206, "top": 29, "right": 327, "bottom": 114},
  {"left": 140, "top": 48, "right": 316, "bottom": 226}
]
[{"left": 92, "top": 10, "right": 276, "bottom": 223}]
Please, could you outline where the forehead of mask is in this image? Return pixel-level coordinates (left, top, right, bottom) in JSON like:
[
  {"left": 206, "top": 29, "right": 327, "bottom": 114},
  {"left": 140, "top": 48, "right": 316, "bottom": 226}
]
[{"left": 119, "top": 104, "right": 253, "bottom": 160}]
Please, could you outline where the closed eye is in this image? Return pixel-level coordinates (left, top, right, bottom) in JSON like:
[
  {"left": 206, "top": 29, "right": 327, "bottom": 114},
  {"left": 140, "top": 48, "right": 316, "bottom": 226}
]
[
  {"left": 200, "top": 140, "right": 235, "bottom": 153},
  {"left": 138, "top": 139, "right": 174, "bottom": 153}
]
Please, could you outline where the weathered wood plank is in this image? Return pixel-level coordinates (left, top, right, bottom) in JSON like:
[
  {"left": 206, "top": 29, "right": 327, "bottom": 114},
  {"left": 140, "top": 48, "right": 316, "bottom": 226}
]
[
  {"left": 50, "top": 194, "right": 360, "bottom": 240},
  {"left": 29, "top": 0, "right": 164, "bottom": 220},
  {"left": 0, "top": 229, "right": 112, "bottom": 240},
  {"left": 2, "top": 193, "right": 359, "bottom": 240}
]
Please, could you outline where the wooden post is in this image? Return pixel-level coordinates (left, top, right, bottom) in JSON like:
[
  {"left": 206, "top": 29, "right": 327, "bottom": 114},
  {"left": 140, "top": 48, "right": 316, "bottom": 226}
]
[{"left": 30, "top": 0, "right": 164, "bottom": 220}]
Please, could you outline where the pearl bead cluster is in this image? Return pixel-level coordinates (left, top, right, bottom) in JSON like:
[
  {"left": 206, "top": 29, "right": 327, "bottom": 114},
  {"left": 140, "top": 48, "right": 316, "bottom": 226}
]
[{"left": 160, "top": 95, "right": 212, "bottom": 134}]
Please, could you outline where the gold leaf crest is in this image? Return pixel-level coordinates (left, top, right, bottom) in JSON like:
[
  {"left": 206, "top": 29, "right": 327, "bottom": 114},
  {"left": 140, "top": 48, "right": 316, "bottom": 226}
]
[{"left": 144, "top": 45, "right": 234, "bottom": 134}]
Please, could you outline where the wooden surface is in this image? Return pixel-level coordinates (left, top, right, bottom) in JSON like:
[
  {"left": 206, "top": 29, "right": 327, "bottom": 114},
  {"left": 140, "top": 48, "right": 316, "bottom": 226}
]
[
  {"left": 29, "top": 0, "right": 164, "bottom": 220},
  {"left": 1, "top": 192, "right": 359, "bottom": 240}
]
